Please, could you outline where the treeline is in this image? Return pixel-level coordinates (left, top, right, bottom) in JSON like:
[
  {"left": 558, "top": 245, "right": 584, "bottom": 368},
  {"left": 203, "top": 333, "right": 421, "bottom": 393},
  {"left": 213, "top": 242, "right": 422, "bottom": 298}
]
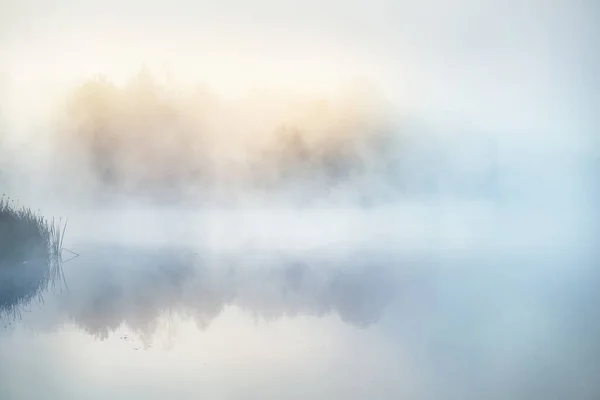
[
  {"left": 45, "top": 69, "right": 501, "bottom": 205},
  {"left": 56, "top": 69, "right": 398, "bottom": 203}
]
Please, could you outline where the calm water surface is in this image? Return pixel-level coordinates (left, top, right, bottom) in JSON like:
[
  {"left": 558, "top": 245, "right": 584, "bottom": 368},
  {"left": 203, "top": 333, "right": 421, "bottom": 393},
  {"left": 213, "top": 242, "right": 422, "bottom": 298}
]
[{"left": 0, "top": 207, "right": 597, "bottom": 400}]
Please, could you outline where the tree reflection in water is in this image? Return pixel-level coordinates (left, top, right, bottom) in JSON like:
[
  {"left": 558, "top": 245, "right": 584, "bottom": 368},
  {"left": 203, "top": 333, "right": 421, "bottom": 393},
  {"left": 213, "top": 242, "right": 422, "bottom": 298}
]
[{"left": 33, "top": 246, "right": 404, "bottom": 339}]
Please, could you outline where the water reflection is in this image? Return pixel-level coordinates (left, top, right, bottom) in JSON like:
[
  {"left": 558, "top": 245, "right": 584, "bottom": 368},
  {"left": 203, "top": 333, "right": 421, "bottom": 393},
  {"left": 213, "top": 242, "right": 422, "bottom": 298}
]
[
  {"left": 22, "top": 245, "right": 402, "bottom": 338},
  {"left": 1, "top": 240, "right": 598, "bottom": 399}
]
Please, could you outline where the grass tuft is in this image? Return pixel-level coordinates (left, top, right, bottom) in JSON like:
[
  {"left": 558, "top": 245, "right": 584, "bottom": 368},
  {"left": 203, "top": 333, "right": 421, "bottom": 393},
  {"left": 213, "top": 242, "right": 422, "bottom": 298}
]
[{"left": 0, "top": 195, "right": 67, "bottom": 319}]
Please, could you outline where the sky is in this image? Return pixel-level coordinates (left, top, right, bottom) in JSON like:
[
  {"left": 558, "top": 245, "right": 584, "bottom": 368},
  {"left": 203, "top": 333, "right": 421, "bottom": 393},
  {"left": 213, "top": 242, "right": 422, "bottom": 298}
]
[{"left": 1, "top": 0, "right": 598, "bottom": 130}]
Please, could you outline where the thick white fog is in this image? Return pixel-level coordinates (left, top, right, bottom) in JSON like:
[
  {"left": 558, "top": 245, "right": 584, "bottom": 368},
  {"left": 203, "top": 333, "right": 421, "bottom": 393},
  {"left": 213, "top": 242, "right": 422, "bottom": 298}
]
[{"left": 0, "top": 0, "right": 598, "bottom": 399}]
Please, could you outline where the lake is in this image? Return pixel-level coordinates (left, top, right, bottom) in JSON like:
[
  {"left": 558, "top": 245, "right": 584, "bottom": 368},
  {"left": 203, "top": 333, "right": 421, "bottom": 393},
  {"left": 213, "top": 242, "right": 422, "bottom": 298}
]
[{"left": 1, "top": 204, "right": 596, "bottom": 399}]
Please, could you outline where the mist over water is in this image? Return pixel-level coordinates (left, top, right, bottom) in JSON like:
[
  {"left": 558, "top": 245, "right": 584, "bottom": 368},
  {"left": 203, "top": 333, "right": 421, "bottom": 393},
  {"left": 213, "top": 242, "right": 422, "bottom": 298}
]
[{"left": 1, "top": 0, "right": 598, "bottom": 399}]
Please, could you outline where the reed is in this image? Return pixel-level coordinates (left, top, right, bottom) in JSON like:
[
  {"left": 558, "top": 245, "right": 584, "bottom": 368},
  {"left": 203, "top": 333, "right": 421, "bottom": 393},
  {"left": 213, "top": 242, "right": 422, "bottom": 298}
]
[{"left": 0, "top": 195, "right": 67, "bottom": 318}]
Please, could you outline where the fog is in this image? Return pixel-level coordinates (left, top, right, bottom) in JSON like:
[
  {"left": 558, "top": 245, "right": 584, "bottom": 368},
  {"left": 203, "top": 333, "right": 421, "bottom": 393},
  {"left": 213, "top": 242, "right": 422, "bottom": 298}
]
[{"left": 0, "top": 0, "right": 598, "bottom": 399}]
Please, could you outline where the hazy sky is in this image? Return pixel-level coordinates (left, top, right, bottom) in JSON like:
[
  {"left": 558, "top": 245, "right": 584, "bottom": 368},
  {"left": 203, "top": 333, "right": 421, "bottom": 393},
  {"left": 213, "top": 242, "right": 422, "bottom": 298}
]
[{"left": 1, "top": 0, "right": 598, "bottom": 134}]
